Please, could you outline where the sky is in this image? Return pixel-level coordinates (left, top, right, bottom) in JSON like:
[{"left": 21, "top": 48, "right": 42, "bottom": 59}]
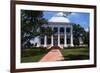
[{"left": 43, "top": 11, "right": 90, "bottom": 32}]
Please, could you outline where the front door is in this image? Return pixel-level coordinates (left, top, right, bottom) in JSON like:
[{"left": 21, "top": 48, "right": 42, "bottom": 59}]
[{"left": 54, "top": 38, "right": 58, "bottom": 46}]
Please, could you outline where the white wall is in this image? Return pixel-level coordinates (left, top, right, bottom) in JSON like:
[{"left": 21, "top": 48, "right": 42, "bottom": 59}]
[{"left": 0, "top": 0, "right": 100, "bottom": 73}]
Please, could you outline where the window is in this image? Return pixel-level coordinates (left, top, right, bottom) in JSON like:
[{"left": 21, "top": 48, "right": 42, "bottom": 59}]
[
  {"left": 41, "top": 37, "right": 44, "bottom": 44},
  {"left": 67, "top": 38, "right": 71, "bottom": 44},
  {"left": 66, "top": 27, "right": 71, "bottom": 33},
  {"left": 54, "top": 27, "right": 58, "bottom": 33},
  {"left": 47, "top": 36, "right": 51, "bottom": 44},
  {"left": 60, "top": 38, "right": 64, "bottom": 44},
  {"left": 60, "top": 27, "right": 64, "bottom": 33}
]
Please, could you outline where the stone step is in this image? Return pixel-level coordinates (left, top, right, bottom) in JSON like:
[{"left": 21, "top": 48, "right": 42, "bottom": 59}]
[{"left": 50, "top": 46, "right": 61, "bottom": 49}]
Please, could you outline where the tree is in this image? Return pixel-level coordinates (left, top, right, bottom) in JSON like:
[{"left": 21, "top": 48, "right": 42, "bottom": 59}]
[
  {"left": 83, "top": 31, "right": 89, "bottom": 47},
  {"left": 73, "top": 24, "right": 86, "bottom": 46},
  {"left": 21, "top": 10, "right": 47, "bottom": 49},
  {"left": 40, "top": 27, "right": 53, "bottom": 36}
]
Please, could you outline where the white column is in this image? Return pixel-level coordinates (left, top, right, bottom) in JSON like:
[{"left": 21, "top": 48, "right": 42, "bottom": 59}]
[
  {"left": 71, "top": 25, "right": 74, "bottom": 46},
  {"left": 51, "top": 27, "right": 53, "bottom": 46},
  {"left": 44, "top": 35, "right": 47, "bottom": 47},
  {"left": 58, "top": 27, "right": 60, "bottom": 46},
  {"left": 64, "top": 27, "right": 67, "bottom": 47}
]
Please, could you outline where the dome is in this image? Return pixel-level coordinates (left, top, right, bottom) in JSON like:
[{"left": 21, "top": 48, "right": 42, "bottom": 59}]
[{"left": 48, "top": 12, "right": 70, "bottom": 23}]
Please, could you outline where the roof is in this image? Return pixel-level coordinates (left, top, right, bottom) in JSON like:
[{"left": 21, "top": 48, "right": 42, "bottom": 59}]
[{"left": 48, "top": 12, "right": 70, "bottom": 23}]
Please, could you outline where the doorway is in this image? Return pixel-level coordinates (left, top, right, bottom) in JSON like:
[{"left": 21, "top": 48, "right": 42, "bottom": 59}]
[{"left": 53, "top": 38, "right": 58, "bottom": 46}]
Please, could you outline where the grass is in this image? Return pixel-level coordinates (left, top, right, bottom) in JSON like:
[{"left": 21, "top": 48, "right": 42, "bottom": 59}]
[
  {"left": 61, "top": 47, "right": 89, "bottom": 61},
  {"left": 21, "top": 47, "right": 89, "bottom": 63},
  {"left": 21, "top": 54, "right": 45, "bottom": 62},
  {"left": 21, "top": 47, "right": 49, "bottom": 63}
]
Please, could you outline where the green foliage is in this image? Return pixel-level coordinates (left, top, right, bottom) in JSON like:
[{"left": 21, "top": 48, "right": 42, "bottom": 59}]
[
  {"left": 40, "top": 27, "right": 53, "bottom": 36},
  {"left": 83, "top": 31, "right": 89, "bottom": 46},
  {"left": 21, "top": 10, "right": 47, "bottom": 48},
  {"left": 73, "top": 24, "right": 89, "bottom": 46}
]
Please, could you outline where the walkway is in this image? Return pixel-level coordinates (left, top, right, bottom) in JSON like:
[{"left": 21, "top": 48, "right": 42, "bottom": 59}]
[{"left": 40, "top": 46, "right": 64, "bottom": 62}]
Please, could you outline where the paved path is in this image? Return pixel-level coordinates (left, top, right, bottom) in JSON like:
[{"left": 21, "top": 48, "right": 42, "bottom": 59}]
[{"left": 40, "top": 48, "right": 64, "bottom": 62}]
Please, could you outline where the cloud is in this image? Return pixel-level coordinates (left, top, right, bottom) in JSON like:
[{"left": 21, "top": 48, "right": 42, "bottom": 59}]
[{"left": 71, "top": 13, "right": 77, "bottom": 16}]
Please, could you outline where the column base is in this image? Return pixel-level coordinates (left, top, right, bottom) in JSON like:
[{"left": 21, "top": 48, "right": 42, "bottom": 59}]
[
  {"left": 64, "top": 45, "right": 67, "bottom": 47},
  {"left": 58, "top": 44, "right": 60, "bottom": 47},
  {"left": 51, "top": 44, "right": 53, "bottom": 46},
  {"left": 70, "top": 44, "right": 74, "bottom": 47},
  {"left": 43, "top": 45, "right": 47, "bottom": 47}
]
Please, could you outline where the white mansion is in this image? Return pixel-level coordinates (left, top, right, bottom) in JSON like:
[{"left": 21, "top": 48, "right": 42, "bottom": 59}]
[{"left": 30, "top": 12, "right": 74, "bottom": 48}]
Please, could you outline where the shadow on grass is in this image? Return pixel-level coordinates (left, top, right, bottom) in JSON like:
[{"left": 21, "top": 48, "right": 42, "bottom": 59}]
[
  {"left": 21, "top": 47, "right": 49, "bottom": 63},
  {"left": 21, "top": 47, "right": 49, "bottom": 57}
]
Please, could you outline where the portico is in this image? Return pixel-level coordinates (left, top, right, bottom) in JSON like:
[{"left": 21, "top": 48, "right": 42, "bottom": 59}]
[
  {"left": 32, "top": 12, "right": 74, "bottom": 48},
  {"left": 40, "top": 24, "right": 74, "bottom": 48}
]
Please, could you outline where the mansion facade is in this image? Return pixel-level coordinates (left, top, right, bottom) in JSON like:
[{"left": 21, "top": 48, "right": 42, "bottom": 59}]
[{"left": 30, "top": 12, "right": 74, "bottom": 49}]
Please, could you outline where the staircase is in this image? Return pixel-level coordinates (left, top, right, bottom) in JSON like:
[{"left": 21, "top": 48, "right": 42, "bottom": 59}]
[{"left": 50, "top": 46, "right": 61, "bottom": 49}]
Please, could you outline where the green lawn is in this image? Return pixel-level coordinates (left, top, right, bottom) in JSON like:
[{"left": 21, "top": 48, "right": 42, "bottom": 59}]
[
  {"left": 21, "top": 54, "right": 45, "bottom": 63},
  {"left": 21, "top": 47, "right": 49, "bottom": 63},
  {"left": 61, "top": 47, "right": 89, "bottom": 61},
  {"left": 21, "top": 47, "right": 89, "bottom": 63}
]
